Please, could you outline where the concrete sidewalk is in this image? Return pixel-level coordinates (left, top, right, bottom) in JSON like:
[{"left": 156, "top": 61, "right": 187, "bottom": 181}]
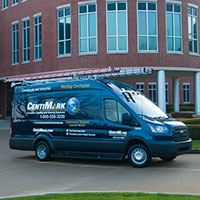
[{"left": 0, "top": 119, "right": 10, "bottom": 130}]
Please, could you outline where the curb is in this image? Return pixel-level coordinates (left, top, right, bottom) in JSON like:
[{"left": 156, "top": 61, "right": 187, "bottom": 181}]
[{"left": 190, "top": 149, "right": 200, "bottom": 154}]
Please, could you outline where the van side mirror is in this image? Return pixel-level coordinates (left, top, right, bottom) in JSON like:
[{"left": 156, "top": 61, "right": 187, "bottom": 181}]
[{"left": 122, "top": 113, "right": 131, "bottom": 126}]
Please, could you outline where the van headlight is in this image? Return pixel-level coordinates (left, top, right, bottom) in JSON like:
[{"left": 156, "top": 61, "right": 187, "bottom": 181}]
[{"left": 148, "top": 124, "right": 169, "bottom": 134}]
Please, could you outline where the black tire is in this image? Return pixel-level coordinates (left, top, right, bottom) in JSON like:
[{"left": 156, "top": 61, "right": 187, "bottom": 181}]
[
  {"left": 160, "top": 156, "right": 176, "bottom": 162},
  {"left": 35, "top": 141, "right": 51, "bottom": 161},
  {"left": 128, "top": 144, "right": 151, "bottom": 168}
]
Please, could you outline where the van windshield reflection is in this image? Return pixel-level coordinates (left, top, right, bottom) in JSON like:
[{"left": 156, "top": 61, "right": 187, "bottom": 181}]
[{"left": 127, "top": 92, "right": 168, "bottom": 119}]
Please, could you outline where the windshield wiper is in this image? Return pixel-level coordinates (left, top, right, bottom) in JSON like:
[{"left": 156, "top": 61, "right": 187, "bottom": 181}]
[
  {"left": 138, "top": 114, "right": 154, "bottom": 121},
  {"left": 153, "top": 116, "right": 169, "bottom": 121}
]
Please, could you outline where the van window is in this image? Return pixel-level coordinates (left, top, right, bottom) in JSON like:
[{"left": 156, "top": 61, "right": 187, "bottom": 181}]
[{"left": 104, "top": 99, "right": 130, "bottom": 124}]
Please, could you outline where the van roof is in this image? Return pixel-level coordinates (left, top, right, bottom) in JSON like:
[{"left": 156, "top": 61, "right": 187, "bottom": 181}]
[
  {"left": 14, "top": 79, "right": 108, "bottom": 94},
  {"left": 14, "top": 79, "right": 138, "bottom": 97}
]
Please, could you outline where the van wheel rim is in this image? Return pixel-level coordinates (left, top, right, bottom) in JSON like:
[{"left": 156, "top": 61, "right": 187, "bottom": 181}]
[
  {"left": 37, "top": 145, "right": 47, "bottom": 159},
  {"left": 131, "top": 148, "right": 147, "bottom": 165}
]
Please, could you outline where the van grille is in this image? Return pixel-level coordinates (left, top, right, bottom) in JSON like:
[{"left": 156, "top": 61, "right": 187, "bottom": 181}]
[{"left": 172, "top": 126, "right": 190, "bottom": 142}]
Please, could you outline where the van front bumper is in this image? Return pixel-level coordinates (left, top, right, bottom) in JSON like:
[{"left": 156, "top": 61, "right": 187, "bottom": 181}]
[{"left": 148, "top": 138, "right": 192, "bottom": 158}]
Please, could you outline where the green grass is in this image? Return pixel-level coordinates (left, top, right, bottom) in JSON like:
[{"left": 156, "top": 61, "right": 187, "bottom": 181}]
[
  {"left": 192, "top": 140, "right": 200, "bottom": 149},
  {"left": 2, "top": 193, "right": 200, "bottom": 200}
]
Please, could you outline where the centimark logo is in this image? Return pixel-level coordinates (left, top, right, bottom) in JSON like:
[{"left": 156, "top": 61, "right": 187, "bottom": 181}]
[{"left": 27, "top": 101, "right": 66, "bottom": 111}]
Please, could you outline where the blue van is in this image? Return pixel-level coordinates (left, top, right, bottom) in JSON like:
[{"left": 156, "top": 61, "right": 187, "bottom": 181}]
[{"left": 10, "top": 79, "right": 192, "bottom": 167}]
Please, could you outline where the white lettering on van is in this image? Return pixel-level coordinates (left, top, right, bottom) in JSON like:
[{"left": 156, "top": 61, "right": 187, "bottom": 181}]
[{"left": 27, "top": 101, "right": 66, "bottom": 111}]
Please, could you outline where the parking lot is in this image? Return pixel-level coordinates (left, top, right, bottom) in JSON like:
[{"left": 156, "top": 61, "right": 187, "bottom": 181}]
[{"left": 0, "top": 120, "right": 200, "bottom": 198}]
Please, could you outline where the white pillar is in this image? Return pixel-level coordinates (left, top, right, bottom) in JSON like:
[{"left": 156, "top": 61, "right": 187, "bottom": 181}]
[
  {"left": 194, "top": 72, "right": 200, "bottom": 116},
  {"left": 173, "top": 77, "right": 180, "bottom": 112},
  {"left": 157, "top": 70, "right": 166, "bottom": 113}
]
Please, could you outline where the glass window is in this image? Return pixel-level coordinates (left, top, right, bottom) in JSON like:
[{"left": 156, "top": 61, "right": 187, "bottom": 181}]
[
  {"left": 137, "top": 2, "right": 157, "bottom": 51},
  {"left": 22, "top": 19, "right": 30, "bottom": 62},
  {"left": 166, "top": 3, "right": 182, "bottom": 52},
  {"left": 12, "top": 0, "right": 18, "bottom": 5},
  {"left": 12, "top": 23, "right": 19, "bottom": 64},
  {"left": 104, "top": 99, "right": 131, "bottom": 124},
  {"left": 188, "top": 6, "right": 198, "bottom": 54},
  {"left": 79, "top": 4, "right": 97, "bottom": 54},
  {"left": 148, "top": 83, "right": 157, "bottom": 103},
  {"left": 136, "top": 83, "right": 145, "bottom": 94},
  {"left": 107, "top": 2, "right": 128, "bottom": 52},
  {"left": 58, "top": 7, "right": 71, "bottom": 56},
  {"left": 183, "top": 83, "right": 190, "bottom": 104},
  {"left": 2, "top": 0, "right": 8, "bottom": 9},
  {"left": 34, "top": 15, "right": 42, "bottom": 60}
]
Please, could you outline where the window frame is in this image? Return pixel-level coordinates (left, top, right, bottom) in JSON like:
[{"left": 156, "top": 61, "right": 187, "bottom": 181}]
[
  {"left": 188, "top": 5, "right": 199, "bottom": 55},
  {"left": 136, "top": 82, "right": 145, "bottom": 94},
  {"left": 166, "top": 2, "right": 183, "bottom": 53},
  {"left": 34, "top": 14, "right": 42, "bottom": 61},
  {"left": 137, "top": 1, "right": 158, "bottom": 53},
  {"left": 106, "top": 1, "right": 128, "bottom": 54},
  {"left": 148, "top": 82, "right": 157, "bottom": 103},
  {"left": 78, "top": 3, "right": 98, "bottom": 55},
  {"left": 12, "top": 21, "right": 19, "bottom": 65},
  {"left": 183, "top": 83, "right": 191, "bottom": 104},
  {"left": 11, "top": 0, "right": 18, "bottom": 6},
  {"left": 104, "top": 98, "right": 130, "bottom": 125},
  {"left": 57, "top": 5, "right": 71, "bottom": 57},
  {"left": 22, "top": 18, "right": 30, "bottom": 63},
  {"left": 2, "top": 0, "right": 8, "bottom": 10}
]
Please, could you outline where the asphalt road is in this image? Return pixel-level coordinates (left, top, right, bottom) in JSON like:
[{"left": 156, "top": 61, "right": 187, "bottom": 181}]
[{"left": 0, "top": 122, "right": 200, "bottom": 198}]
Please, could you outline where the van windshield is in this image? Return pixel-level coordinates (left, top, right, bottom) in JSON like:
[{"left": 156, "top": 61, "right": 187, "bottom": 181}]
[{"left": 106, "top": 81, "right": 168, "bottom": 120}]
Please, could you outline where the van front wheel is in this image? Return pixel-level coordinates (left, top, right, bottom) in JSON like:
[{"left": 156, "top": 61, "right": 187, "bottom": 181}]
[
  {"left": 128, "top": 144, "right": 151, "bottom": 168},
  {"left": 35, "top": 141, "right": 51, "bottom": 161}
]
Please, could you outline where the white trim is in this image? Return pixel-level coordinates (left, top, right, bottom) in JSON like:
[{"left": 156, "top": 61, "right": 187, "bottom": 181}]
[
  {"left": 11, "top": 20, "right": 19, "bottom": 25},
  {"left": 33, "top": 12, "right": 42, "bottom": 18},
  {"left": 138, "top": 51, "right": 159, "bottom": 54},
  {"left": 137, "top": 0, "right": 157, "bottom": 2},
  {"left": 189, "top": 53, "right": 200, "bottom": 57},
  {"left": 33, "top": 59, "right": 42, "bottom": 62},
  {"left": 107, "top": 51, "right": 128, "bottom": 54},
  {"left": 11, "top": 63, "right": 19, "bottom": 66},
  {"left": 167, "top": 51, "right": 184, "bottom": 55},
  {"left": 11, "top": 3, "right": 18, "bottom": 7},
  {"left": 188, "top": 3, "right": 198, "bottom": 9},
  {"left": 57, "top": 54, "right": 71, "bottom": 58},
  {"left": 21, "top": 0, "right": 28, "bottom": 3},
  {"left": 1, "top": 7, "right": 8, "bottom": 11},
  {"left": 106, "top": 0, "right": 127, "bottom": 2},
  {"left": 79, "top": 52, "right": 98, "bottom": 56},
  {"left": 57, "top": 4, "right": 70, "bottom": 10},
  {"left": 165, "top": 0, "right": 182, "bottom": 5},
  {"left": 22, "top": 61, "right": 30, "bottom": 64},
  {"left": 78, "top": 0, "right": 96, "bottom": 5},
  {"left": 22, "top": 16, "right": 30, "bottom": 21}
]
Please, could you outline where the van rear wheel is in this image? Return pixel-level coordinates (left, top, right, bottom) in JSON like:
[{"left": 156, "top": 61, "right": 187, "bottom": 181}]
[
  {"left": 35, "top": 141, "right": 51, "bottom": 161},
  {"left": 128, "top": 144, "right": 151, "bottom": 168}
]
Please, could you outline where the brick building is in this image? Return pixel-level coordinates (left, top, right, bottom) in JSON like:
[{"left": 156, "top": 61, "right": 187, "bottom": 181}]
[{"left": 0, "top": 0, "right": 200, "bottom": 118}]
